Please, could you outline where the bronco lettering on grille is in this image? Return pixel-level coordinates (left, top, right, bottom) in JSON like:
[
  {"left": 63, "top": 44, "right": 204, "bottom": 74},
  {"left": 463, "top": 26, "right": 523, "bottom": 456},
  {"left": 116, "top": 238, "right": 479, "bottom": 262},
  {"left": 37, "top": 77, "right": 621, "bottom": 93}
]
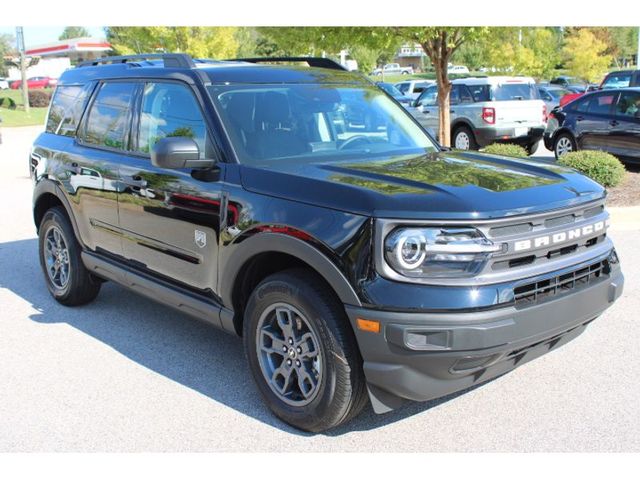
[{"left": 513, "top": 220, "right": 608, "bottom": 253}]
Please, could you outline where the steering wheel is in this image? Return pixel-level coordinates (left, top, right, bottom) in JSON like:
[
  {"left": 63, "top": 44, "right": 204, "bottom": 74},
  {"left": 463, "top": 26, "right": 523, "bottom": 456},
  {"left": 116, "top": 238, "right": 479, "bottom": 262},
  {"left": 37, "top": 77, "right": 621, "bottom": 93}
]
[{"left": 338, "top": 135, "right": 374, "bottom": 151}]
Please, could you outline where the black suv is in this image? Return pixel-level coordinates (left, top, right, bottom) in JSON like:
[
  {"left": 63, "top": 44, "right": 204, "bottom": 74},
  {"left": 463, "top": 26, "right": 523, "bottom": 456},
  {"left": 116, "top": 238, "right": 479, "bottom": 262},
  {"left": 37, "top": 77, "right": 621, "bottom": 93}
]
[{"left": 31, "top": 54, "right": 624, "bottom": 432}]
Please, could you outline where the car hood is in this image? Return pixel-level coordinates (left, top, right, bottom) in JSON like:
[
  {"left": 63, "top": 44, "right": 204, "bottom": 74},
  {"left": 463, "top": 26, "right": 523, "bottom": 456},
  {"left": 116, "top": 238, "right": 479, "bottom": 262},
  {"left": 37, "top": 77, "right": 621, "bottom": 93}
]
[{"left": 240, "top": 150, "right": 605, "bottom": 220}]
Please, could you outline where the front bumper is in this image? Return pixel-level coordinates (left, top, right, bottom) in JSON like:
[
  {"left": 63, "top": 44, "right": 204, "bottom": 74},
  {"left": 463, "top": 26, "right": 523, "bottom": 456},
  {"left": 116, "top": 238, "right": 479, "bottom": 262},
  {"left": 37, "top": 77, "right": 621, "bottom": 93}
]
[
  {"left": 346, "top": 261, "right": 623, "bottom": 413},
  {"left": 474, "top": 126, "right": 545, "bottom": 148}
]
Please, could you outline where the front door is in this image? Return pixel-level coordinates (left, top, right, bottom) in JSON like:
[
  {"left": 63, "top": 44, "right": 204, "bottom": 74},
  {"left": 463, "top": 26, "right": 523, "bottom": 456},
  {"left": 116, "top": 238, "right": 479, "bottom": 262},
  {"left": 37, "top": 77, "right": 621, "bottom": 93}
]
[
  {"left": 118, "top": 81, "right": 222, "bottom": 294},
  {"left": 576, "top": 92, "right": 617, "bottom": 153}
]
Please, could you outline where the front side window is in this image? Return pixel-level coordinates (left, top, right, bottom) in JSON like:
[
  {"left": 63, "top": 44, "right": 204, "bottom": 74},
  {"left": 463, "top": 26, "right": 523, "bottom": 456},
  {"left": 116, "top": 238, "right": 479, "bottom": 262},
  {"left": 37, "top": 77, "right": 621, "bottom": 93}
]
[
  {"left": 615, "top": 91, "right": 640, "bottom": 117},
  {"left": 137, "top": 82, "right": 209, "bottom": 158},
  {"left": 82, "top": 82, "right": 136, "bottom": 150},
  {"left": 416, "top": 86, "right": 438, "bottom": 106},
  {"left": 208, "top": 83, "right": 438, "bottom": 165},
  {"left": 586, "top": 93, "right": 615, "bottom": 115}
]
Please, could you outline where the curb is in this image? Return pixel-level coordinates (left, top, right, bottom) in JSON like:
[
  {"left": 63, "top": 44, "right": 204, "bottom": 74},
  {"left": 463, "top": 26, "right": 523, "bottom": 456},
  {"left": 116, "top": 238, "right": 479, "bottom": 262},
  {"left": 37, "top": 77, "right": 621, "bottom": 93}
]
[{"left": 609, "top": 206, "right": 640, "bottom": 231}]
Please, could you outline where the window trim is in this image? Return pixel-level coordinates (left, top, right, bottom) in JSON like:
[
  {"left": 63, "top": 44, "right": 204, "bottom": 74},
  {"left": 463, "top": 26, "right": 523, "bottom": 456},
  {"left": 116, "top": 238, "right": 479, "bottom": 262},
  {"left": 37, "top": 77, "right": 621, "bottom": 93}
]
[{"left": 76, "top": 80, "right": 139, "bottom": 155}]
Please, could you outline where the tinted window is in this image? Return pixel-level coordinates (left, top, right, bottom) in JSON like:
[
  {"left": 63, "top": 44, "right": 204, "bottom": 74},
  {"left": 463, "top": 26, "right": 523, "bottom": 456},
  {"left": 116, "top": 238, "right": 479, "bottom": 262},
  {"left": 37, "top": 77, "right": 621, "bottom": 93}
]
[
  {"left": 587, "top": 94, "right": 615, "bottom": 115},
  {"left": 396, "top": 83, "right": 409, "bottom": 94},
  {"left": 492, "top": 83, "right": 538, "bottom": 101},
  {"left": 602, "top": 72, "right": 632, "bottom": 89},
  {"left": 82, "top": 82, "right": 136, "bottom": 150},
  {"left": 416, "top": 86, "right": 438, "bottom": 106},
  {"left": 570, "top": 96, "right": 590, "bottom": 113},
  {"left": 468, "top": 84, "right": 491, "bottom": 102},
  {"left": 138, "top": 82, "right": 208, "bottom": 158},
  {"left": 615, "top": 91, "right": 640, "bottom": 118},
  {"left": 46, "top": 84, "right": 92, "bottom": 136}
]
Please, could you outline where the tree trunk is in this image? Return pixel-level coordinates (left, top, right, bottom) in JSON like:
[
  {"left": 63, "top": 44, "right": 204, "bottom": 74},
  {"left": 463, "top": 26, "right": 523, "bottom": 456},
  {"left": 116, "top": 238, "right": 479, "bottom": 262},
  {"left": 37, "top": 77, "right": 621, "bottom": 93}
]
[{"left": 435, "top": 59, "right": 452, "bottom": 146}]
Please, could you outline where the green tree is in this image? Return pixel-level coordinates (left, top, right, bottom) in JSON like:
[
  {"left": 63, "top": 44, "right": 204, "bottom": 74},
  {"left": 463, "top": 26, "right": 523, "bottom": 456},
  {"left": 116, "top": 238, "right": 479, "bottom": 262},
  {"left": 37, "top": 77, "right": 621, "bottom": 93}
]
[
  {"left": 105, "top": 27, "right": 239, "bottom": 59},
  {"left": 59, "top": 27, "right": 90, "bottom": 40},
  {"left": 0, "top": 33, "right": 14, "bottom": 77},
  {"left": 563, "top": 29, "right": 612, "bottom": 83}
]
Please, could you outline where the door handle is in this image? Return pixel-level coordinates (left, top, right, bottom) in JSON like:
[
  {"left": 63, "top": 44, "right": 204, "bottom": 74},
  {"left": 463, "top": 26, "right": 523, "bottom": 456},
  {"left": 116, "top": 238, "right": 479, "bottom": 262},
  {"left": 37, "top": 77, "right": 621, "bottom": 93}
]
[
  {"left": 576, "top": 115, "right": 584, "bottom": 121},
  {"left": 609, "top": 120, "right": 619, "bottom": 127},
  {"left": 450, "top": 110, "right": 455, "bottom": 114}
]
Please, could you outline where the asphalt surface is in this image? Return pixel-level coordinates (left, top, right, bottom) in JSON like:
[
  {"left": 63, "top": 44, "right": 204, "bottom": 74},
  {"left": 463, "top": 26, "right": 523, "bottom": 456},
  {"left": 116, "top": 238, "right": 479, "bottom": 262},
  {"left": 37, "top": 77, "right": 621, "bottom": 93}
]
[{"left": 1, "top": 127, "right": 638, "bottom": 452}]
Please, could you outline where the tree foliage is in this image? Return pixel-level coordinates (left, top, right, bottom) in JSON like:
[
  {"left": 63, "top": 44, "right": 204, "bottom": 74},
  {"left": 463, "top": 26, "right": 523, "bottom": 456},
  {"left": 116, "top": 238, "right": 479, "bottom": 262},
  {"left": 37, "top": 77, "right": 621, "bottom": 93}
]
[
  {"left": 0, "top": 33, "right": 14, "bottom": 76},
  {"left": 105, "top": 27, "right": 239, "bottom": 59},
  {"left": 59, "top": 27, "right": 90, "bottom": 40},
  {"left": 563, "top": 29, "right": 612, "bottom": 83}
]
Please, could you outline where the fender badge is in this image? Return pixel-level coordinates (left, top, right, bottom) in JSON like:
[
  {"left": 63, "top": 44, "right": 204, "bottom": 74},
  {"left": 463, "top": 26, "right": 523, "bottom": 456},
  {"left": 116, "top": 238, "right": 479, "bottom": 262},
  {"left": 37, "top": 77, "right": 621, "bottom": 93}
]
[{"left": 195, "top": 230, "right": 207, "bottom": 248}]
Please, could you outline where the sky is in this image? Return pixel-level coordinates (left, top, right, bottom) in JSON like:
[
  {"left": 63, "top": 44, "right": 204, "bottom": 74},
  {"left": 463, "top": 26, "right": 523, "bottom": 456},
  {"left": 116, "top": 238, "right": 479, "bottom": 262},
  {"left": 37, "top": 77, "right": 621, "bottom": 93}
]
[{"left": 0, "top": 26, "right": 106, "bottom": 48}]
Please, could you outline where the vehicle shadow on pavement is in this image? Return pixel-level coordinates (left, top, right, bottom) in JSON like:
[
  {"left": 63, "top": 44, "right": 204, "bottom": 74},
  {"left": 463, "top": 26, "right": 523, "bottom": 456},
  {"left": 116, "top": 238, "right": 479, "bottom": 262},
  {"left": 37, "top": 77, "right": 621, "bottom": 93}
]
[{"left": 1, "top": 237, "right": 488, "bottom": 436}]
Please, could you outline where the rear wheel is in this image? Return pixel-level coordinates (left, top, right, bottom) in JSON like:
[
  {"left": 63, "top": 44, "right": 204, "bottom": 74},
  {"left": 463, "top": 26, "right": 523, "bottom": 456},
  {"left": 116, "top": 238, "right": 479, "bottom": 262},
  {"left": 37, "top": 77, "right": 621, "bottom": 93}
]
[
  {"left": 243, "top": 269, "right": 368, "bottom": 432},
  {"left": 554, "top": 133, "right": 576, "bottom": 159},
  {"left": 38, "top": 207, "right": 101, "bottom": 306},
  {"left": 452, "top": 125, "right": 479, "bottom": 151}
]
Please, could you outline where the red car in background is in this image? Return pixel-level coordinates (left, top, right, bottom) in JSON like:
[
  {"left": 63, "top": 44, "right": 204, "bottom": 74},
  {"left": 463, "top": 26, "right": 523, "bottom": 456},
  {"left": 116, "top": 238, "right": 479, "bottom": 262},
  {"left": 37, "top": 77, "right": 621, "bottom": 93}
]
[{"left": 10, "top": 76, "right": 57, "bottom": 89}]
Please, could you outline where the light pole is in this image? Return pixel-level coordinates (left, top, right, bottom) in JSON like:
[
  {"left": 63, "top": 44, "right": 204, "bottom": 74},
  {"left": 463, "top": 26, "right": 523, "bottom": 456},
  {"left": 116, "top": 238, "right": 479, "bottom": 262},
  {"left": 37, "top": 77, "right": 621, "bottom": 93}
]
[{"left": 16, "top": 27, "right": 29, "bottom": 114}]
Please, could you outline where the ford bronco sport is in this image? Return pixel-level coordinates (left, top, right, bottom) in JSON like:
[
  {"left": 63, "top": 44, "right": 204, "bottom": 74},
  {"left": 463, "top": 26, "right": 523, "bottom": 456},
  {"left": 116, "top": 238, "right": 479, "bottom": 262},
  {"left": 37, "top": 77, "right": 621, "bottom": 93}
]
[{"left": 30, "top": 54, "right": 623, "bottom": 432}]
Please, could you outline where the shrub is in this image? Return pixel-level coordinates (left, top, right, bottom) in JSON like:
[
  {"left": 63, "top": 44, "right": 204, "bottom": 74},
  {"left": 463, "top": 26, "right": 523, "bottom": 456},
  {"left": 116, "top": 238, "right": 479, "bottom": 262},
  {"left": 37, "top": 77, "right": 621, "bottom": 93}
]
[
  {"left": 481, "top": 143, "right": 528, "bottom": 158},
  {"left": 28, "top": 89, "right": 53, "bottom": 108},
  {"left": 558, "top": 151, "right": 626, "bottom": 187},
  {"left": 0, "top": 97, "right": 17, "bottom": 110}
]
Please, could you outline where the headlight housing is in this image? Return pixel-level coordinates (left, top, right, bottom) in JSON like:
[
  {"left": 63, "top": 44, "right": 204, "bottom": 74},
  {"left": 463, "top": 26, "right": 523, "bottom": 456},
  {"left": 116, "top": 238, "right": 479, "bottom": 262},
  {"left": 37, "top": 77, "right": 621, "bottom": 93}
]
[{"left": 384, "top": 227, "right": 501, "bottom": 279}]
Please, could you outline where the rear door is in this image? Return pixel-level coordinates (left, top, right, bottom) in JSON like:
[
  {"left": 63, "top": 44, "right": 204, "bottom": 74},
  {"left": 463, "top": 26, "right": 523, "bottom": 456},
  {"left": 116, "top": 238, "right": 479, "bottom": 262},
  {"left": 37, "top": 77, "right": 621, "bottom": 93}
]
[
  {"left": 117, "top": 80, "right": 222, "bottom": 293},
  {"left": 609, "top": 90, "right": 640, "bottom": 159},
  {"left": 72, "top": 81, "right": 138, "bottom": 256}
]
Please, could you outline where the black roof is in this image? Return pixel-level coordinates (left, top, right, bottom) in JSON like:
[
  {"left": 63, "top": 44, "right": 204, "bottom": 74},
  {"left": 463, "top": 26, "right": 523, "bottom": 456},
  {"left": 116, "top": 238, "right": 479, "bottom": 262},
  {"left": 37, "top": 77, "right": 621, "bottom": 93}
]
[{"left": 59, "top": 54, "right": 370, "bottom": 87}]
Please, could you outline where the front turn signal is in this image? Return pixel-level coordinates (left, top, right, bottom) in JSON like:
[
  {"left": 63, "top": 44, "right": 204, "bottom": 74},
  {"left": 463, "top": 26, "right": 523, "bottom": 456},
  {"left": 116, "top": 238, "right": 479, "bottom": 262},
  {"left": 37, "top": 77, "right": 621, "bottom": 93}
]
[{"left": 357, "top": 318, "right": 381, "bottom": 333}]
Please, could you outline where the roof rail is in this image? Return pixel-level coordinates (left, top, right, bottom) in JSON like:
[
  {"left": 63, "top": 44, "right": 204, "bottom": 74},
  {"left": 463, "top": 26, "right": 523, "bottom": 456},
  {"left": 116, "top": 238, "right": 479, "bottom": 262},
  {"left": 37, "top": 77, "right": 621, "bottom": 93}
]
[
  {"left": 229, "top": 57, "right": 347, "bottom": 71},
  {"left": 77, "top": 53, "right": 196, "bottom": 69}
]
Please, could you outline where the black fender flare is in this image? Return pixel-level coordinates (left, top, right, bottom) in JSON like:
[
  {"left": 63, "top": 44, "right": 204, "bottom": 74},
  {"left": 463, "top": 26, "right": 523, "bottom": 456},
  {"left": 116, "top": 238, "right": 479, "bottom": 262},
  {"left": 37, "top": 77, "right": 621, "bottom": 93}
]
[
  {"left": 220, "top": 233, "right": 362, "bottom": 309},
  {"left": 32, "top": 178, "right": 85, "bottom": 248}
]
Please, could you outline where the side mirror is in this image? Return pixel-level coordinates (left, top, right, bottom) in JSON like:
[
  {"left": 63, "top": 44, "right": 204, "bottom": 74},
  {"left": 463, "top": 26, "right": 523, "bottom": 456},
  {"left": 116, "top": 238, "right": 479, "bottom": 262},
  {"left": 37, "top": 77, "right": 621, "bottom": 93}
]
[{"left": 151, "top": 137, "right": 214, "bottom": 170}]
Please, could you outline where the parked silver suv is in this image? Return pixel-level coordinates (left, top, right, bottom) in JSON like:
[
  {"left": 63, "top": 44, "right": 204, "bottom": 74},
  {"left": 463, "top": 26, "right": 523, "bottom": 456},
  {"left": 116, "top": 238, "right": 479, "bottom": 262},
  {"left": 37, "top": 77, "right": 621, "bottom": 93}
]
[{"left": 411, "top": 76, "right": 547, "bottom": 155}]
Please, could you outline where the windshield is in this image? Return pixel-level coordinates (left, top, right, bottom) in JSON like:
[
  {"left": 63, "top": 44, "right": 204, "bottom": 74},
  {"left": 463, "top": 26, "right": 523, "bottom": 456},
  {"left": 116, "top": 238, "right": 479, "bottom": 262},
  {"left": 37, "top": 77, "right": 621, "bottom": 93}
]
[
  {"left": 208, "top": 84, "right": 438, "bottom": 166},
  {"left": 377, "top": 82, "right": 403, "bottom": 97}
]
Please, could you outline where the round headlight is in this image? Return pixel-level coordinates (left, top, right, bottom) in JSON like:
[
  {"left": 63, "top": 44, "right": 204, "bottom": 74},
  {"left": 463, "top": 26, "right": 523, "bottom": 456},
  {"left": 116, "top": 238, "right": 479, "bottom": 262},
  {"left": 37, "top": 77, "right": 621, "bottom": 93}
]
[{"left": 394, "top": 231, "right": 426, "bottom": 270}]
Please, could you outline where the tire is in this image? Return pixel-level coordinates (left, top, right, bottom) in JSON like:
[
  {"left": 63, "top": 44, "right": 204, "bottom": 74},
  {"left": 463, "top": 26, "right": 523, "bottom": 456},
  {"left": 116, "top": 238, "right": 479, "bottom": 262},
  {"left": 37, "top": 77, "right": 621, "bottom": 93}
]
[
  {"left": 243, "top": 268, "right": 368, "bottom": 432},
  {"left": 525, "top": 140, "right": 540, "bottom": 156},
  {"left": 452, "top": 125, "right": 479, "bottom": 151},
  {"left": 38, "top": 206, "right": 101, "bottom": 306},
  {"left": 553, "top": 132, "right": 576, "bottom": 159}
]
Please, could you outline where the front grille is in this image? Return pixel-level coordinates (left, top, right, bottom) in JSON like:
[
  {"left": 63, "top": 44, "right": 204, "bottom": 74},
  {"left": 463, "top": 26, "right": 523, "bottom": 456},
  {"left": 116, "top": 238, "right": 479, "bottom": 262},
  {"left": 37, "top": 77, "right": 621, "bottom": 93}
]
[{"left": 514, "top": 259, "right": 610, "bottom": 308}]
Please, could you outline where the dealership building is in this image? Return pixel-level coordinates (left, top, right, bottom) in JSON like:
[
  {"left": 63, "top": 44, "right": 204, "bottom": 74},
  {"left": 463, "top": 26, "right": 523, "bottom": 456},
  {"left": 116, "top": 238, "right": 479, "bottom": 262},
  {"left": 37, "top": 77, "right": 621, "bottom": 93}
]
[{"left": 6, "top": 37, "right": 112, "bottom": 80}]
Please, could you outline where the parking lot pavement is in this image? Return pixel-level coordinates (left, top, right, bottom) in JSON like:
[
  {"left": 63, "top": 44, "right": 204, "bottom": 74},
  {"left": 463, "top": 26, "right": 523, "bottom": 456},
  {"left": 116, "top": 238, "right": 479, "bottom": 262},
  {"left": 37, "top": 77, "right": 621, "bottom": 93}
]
[{"left": 1, "top": 126, "right": 638, "bottom": 452}]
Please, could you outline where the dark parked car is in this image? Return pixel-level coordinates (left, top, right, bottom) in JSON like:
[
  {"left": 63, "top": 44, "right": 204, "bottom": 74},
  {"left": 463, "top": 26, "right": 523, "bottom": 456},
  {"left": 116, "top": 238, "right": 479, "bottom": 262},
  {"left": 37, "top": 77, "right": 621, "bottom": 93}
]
[
  {"left": 544, "top": 87, "right": 640, "bottom": 160},
  {"left": 30, "top": 54, "right": 623, "bottom": 432},
  {"left": 600, "top": 70, "right": 640, "bottom": 90},
  {"left": 375, "top": 81, "right": 412, "bottom": 107}
]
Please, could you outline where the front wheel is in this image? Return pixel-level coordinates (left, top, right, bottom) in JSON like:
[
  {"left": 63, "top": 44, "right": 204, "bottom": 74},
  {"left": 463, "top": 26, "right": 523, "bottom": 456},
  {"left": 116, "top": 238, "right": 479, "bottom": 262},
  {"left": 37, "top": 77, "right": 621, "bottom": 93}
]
[{"left": 243, "top": 269, "right": 368, "bottom": 432}]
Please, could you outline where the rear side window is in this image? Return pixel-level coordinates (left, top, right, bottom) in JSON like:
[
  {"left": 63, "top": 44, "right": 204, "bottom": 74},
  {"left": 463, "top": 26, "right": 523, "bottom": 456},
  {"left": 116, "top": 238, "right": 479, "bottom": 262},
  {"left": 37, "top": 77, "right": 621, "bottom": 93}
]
[
  {"left": 468, "top": 85, "right": 490, "bottom": 102},
  {"left": 81, "top": 82, "right": 137, "bottom": 150},
  {"left": 45, "top": 84, "right": 92, "bottom": 137},
  {"left": 602, "top": 72, "right": 632, "bottom": 89}
]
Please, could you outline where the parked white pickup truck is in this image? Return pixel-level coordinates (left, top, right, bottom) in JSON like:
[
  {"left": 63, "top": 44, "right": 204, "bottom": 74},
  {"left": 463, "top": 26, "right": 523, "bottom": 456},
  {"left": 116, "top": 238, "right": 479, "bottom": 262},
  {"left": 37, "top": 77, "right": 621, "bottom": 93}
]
[{"left": 372, "top": 63, "right": 414, "bottom": 76}]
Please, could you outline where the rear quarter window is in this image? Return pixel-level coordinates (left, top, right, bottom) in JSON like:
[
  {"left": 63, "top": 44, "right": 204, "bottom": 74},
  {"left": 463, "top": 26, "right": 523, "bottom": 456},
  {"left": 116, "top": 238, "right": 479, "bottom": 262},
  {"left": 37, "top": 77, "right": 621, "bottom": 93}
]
[{"left": 45, "top": 84, "right": 93, "bottom": 136}]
